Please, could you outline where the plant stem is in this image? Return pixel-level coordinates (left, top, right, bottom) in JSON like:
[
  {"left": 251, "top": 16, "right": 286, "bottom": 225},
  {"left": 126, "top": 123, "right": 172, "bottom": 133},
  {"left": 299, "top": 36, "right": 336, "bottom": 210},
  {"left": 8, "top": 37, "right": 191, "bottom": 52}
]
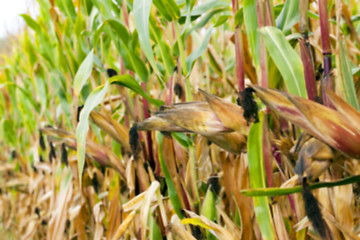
[
  {"left": 299, "top": 0, "right": 316, "bottom": 100},
  {"left": 232, "top": 0, "right": 245, "bottom": 91},
  {"left": 241, "top": 174, "right": 360, "bottom": 197},
  {"left": 141, "top": 82, "right": 155, "bottom": 169},
  {"left": 174, "top": 22, "right": 188, "bottom": 76},
  {"left": 256, "top": 0, "right": 268, "bottom": 88},
  {"left": 319, "top": 0, "right": 334, "bottom": 107}
]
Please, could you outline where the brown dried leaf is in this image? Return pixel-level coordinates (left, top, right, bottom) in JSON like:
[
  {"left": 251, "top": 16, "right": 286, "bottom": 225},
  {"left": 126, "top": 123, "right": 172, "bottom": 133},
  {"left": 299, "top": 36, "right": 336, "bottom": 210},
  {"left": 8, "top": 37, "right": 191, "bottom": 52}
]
[
  {"left": 47, "top": 170, "right": 73, "bottom": 240},
  {"left": 111, "top": 210, "right": 136, "bottom": 240},
  {"left": 182, "top": 210, "right": 236, "bottom": 240},
  {"left": 252, "top": 85, "right": 360, "bottom": 158},
  {"left": 90, "top": 110, "right": 131, "bottom": 152}
]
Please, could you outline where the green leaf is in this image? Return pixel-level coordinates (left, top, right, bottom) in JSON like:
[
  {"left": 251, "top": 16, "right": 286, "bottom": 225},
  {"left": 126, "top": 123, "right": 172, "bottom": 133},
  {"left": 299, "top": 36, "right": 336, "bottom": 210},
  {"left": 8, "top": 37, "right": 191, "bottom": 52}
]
[
  {"left": 275, "top": 0, "right": 300, "bottom": 33},
  {"left": 187, "top": 9, "right": 229, "bottom": 35},
  {"left": 337, "top": 38, "right": 359, "bottom": 110},
  {"left": 58, "top": 0, "right": 77, "bottom": 23},
  {"left": 247, "top": 112, "right": 276, "bottom": 240},
  {"left": 214, "top": 14, "right": 231, "bottom": 27},
  {"left": 244, "top": 0, "right": 260, "bottom": 69},
  {"left": 74, "top": 49, "right": 94, "bottom": 95},
  {"left": 201, "top": 186, "right": 217, "bottom": 240},
  {"left": 3, "top": 119, "right": 16, "bottom": 146},
  {"left": 106, "top": 19, "right": 130, "bottom": 43},
  {"left": 110, "top": 74, "right": 164, "bottom": 107},
  {"left": 76, "top": 81, "right": 109, "bottom": 184},
  {"left": 234, "top": 8, "right": 243, "bottom": 27},
  {"left": 149, "top": 17, "right": 175, "bottom": 76},
  {"left": 241, "top": 174, "right": 360, "bottom": 197},
  {"left": 149, "top": 215, "right": 162, "bottom": 240},
  {"left": 103, "top": 23, "right": 149, "bottom": 82},
  {"left": 20, "top": 14, "right": 41, "bottom": 33},
  {"left": 156, "top": 132, "right": 184, "bottom": 218},
  {"left": 189, "top": 0, "right": 230, "bottom": 17},
  {"left": 171, "top": 132, "right": 193, "bottom": 148},
  {"left": 186, "top": 28, "right": 212, "bottom": 73},
  {"left": 259, "top": 26, "right": 307, "bottom": 98},
  {"left": 133, "top": 0, "right": 159, "bottom": 75},
  {"left": 153, "top": 0, "right": 180, "bottom": 21}
]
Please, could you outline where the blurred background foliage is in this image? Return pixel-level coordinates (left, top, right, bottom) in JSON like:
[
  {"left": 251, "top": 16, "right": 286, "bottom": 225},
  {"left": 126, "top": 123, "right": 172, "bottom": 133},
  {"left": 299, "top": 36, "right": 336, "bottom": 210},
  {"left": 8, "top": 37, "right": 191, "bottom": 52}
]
[{"left": 1, "top": 0, "right": 360, "bottom": 239}]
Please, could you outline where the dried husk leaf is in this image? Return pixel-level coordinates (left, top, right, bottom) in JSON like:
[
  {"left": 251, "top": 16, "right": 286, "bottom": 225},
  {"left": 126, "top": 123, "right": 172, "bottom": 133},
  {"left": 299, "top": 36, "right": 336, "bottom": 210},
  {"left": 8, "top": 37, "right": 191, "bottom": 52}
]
[
  {"left": 90, "top": 110, "right": 131, "bottom": 152},
  {"left": 106, "top": 175, "right": 122, "bottom": 239},
  {"left": 182, "top": 210, "right": 236, "bottom": 240},
  {"left": 47, "top": 171, "right": 73, "bottom": 240},
  {"left": 272, "top": 204, "right": 289, "bottom": 240},
  {"left": 140, "top": 181, "right": 160, "bottom": 239},
  {"left": 251, "top": 85, "right": 360, "bottom": 158},
  {"left": 161, "top": 135, "right": 186, "bottom": 208},
  {"left": 167, "top": 223, "right": 197, "bottom": 240},
  {"left": 135, "top": 90, "right": 249, "bottom": 154},
  {"left": 199, "top": 89, "right": 247, "bottom": 135},
  {"left": 111, "top": 210, "right": 136, "bottom": 240},
  {"left": 333, "top": 184, "right": 354, "bottom": 238},
  {"left": 40, "top": 127, "right": 126, "bottom": 180},
  {"left": 93, "top": 202, "right": 105, "bottom": 240}
]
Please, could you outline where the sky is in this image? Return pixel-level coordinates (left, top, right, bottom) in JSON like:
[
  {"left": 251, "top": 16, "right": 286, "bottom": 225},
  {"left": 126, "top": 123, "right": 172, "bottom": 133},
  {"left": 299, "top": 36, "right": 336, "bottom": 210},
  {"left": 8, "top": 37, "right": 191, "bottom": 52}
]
[{"left": 0, "top": 0, "right": 38, "bottom": 38}]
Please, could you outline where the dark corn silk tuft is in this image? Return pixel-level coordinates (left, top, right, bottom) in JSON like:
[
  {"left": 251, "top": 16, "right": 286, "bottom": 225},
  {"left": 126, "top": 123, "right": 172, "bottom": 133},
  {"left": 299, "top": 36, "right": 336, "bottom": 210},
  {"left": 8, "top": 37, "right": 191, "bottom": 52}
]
[
  {"left": 129, "top": 126, "right": 141, "bottom": 155},
  {"left": 174, "top": 82, "right": 183, "bottom": 99},
  {"left": 106, "top": 68, "right": 118, "bottom": 77},
  {"left": 39, "top": 132, "right": 46, "bottom": 150},
  {"left": 32, "top": 163, "right": 38, "bottom": 173},
  {"left": 35, "top": 207, "right": 40, "bottom": 218},
  {"left": 207, "top": 174, "right": 221, "bottom": 196},
  {"left": 315, "top": 64, "right": 324, "bottom": 81},
  {"left": 302, "top": 178, "right": 326, "bottom": 238},
  {"left": 61, "top": 143, "right": 68, "bottom": 166},
  {"left": 92, "top": 172, "right": 100, "bottom": 193},
  {"left": 237, "top": 87, "right": 259, "bottom": 125},
  {"left": 77, "top": 105, "right": 84, "bottom": 123},
  {"left": 49, "top": 142, "right": 56, "bottom": 163},
  {"left": 11, "top": 150, "right": 17, "bottom": 159}
]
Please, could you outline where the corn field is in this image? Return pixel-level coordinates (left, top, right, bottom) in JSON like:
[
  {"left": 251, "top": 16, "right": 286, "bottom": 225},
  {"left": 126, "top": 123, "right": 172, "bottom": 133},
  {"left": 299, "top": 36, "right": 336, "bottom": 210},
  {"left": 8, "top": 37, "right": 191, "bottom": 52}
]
[{"left": 1, "top": 0, "right": 360, "bottom": 239}]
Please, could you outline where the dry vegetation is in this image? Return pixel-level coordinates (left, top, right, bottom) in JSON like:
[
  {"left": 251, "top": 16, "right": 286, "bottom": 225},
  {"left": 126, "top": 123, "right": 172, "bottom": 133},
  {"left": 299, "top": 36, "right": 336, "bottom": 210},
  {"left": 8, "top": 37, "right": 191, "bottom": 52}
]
[{"left": 1, "top": 0, "right": 360, "bottom": 239}]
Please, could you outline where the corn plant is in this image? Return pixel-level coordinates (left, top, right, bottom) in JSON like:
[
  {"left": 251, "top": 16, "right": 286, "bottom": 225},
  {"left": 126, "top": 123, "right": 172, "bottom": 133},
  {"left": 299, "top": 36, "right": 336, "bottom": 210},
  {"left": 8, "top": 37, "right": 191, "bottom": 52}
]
[{"left": 1, "top": 0, "right": 360, "bottom": 239}]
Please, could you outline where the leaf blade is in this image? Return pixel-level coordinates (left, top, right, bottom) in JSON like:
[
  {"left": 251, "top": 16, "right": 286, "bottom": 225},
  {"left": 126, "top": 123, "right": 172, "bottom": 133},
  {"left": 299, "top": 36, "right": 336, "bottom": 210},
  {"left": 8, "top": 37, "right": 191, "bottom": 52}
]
[
  {"left": 74, "top": 49, "right": 94, "bottom": 95},
  {"left": 247, "top": 112, "right": 276, "bottom": 240},
  {"left": 76, "top": 81, "right": 109, "bottom": 184},
  {"left": 259, "top": 26, "right": 307, "bottom": 98},
  {"left": 134, "top": 0, "right": 159, "bottom": 75}
]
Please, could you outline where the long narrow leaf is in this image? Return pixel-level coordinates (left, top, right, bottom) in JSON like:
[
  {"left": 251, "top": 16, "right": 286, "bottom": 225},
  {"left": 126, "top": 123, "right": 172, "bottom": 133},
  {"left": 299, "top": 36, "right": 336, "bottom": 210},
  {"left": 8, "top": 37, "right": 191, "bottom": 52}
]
[
  {"left": 241, "top": 175, "right": 360, "bottom": 197},
  {"left": 337, "top": 38, "right": 359, "bottom": 110},
  {"left": 259, "top": 26, "right": 307, "bottom": 98},
  {"left": 156, "top": 132, "right": 184, "bottom": 219},
  {"left": 244, "top": 0, "right": 260, "bottom": 69},
  {"left": 133, "top": 0, "right": 159, "bottom": 75},
  {"left": 186, "top": 28, "right": 212, "bottom": 73},
  {"left": 76, "top": 81, "right": 109, "bottom": 184},
  {"left": 110, "top": 74, "right": 164, "bottom": 107},
  {"left": 74, "top": 49, "right": 94, "bottom": 95},
  {"left": 247, "top": 111, "right": 275, "bottom": 240},
  {"left": 275, "top": 0, "right": 300, "bottom": 33}
]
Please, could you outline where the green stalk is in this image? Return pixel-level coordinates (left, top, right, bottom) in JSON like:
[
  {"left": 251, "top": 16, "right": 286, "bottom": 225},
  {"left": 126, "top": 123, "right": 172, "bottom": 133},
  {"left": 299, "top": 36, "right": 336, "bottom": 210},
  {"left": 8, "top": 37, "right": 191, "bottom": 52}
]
[
  {"left": 241, "top": 174, "right": 360, "bottom": 197},
  {"left": 174, "top": 22, "right": 188, "bottom": 76}
]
